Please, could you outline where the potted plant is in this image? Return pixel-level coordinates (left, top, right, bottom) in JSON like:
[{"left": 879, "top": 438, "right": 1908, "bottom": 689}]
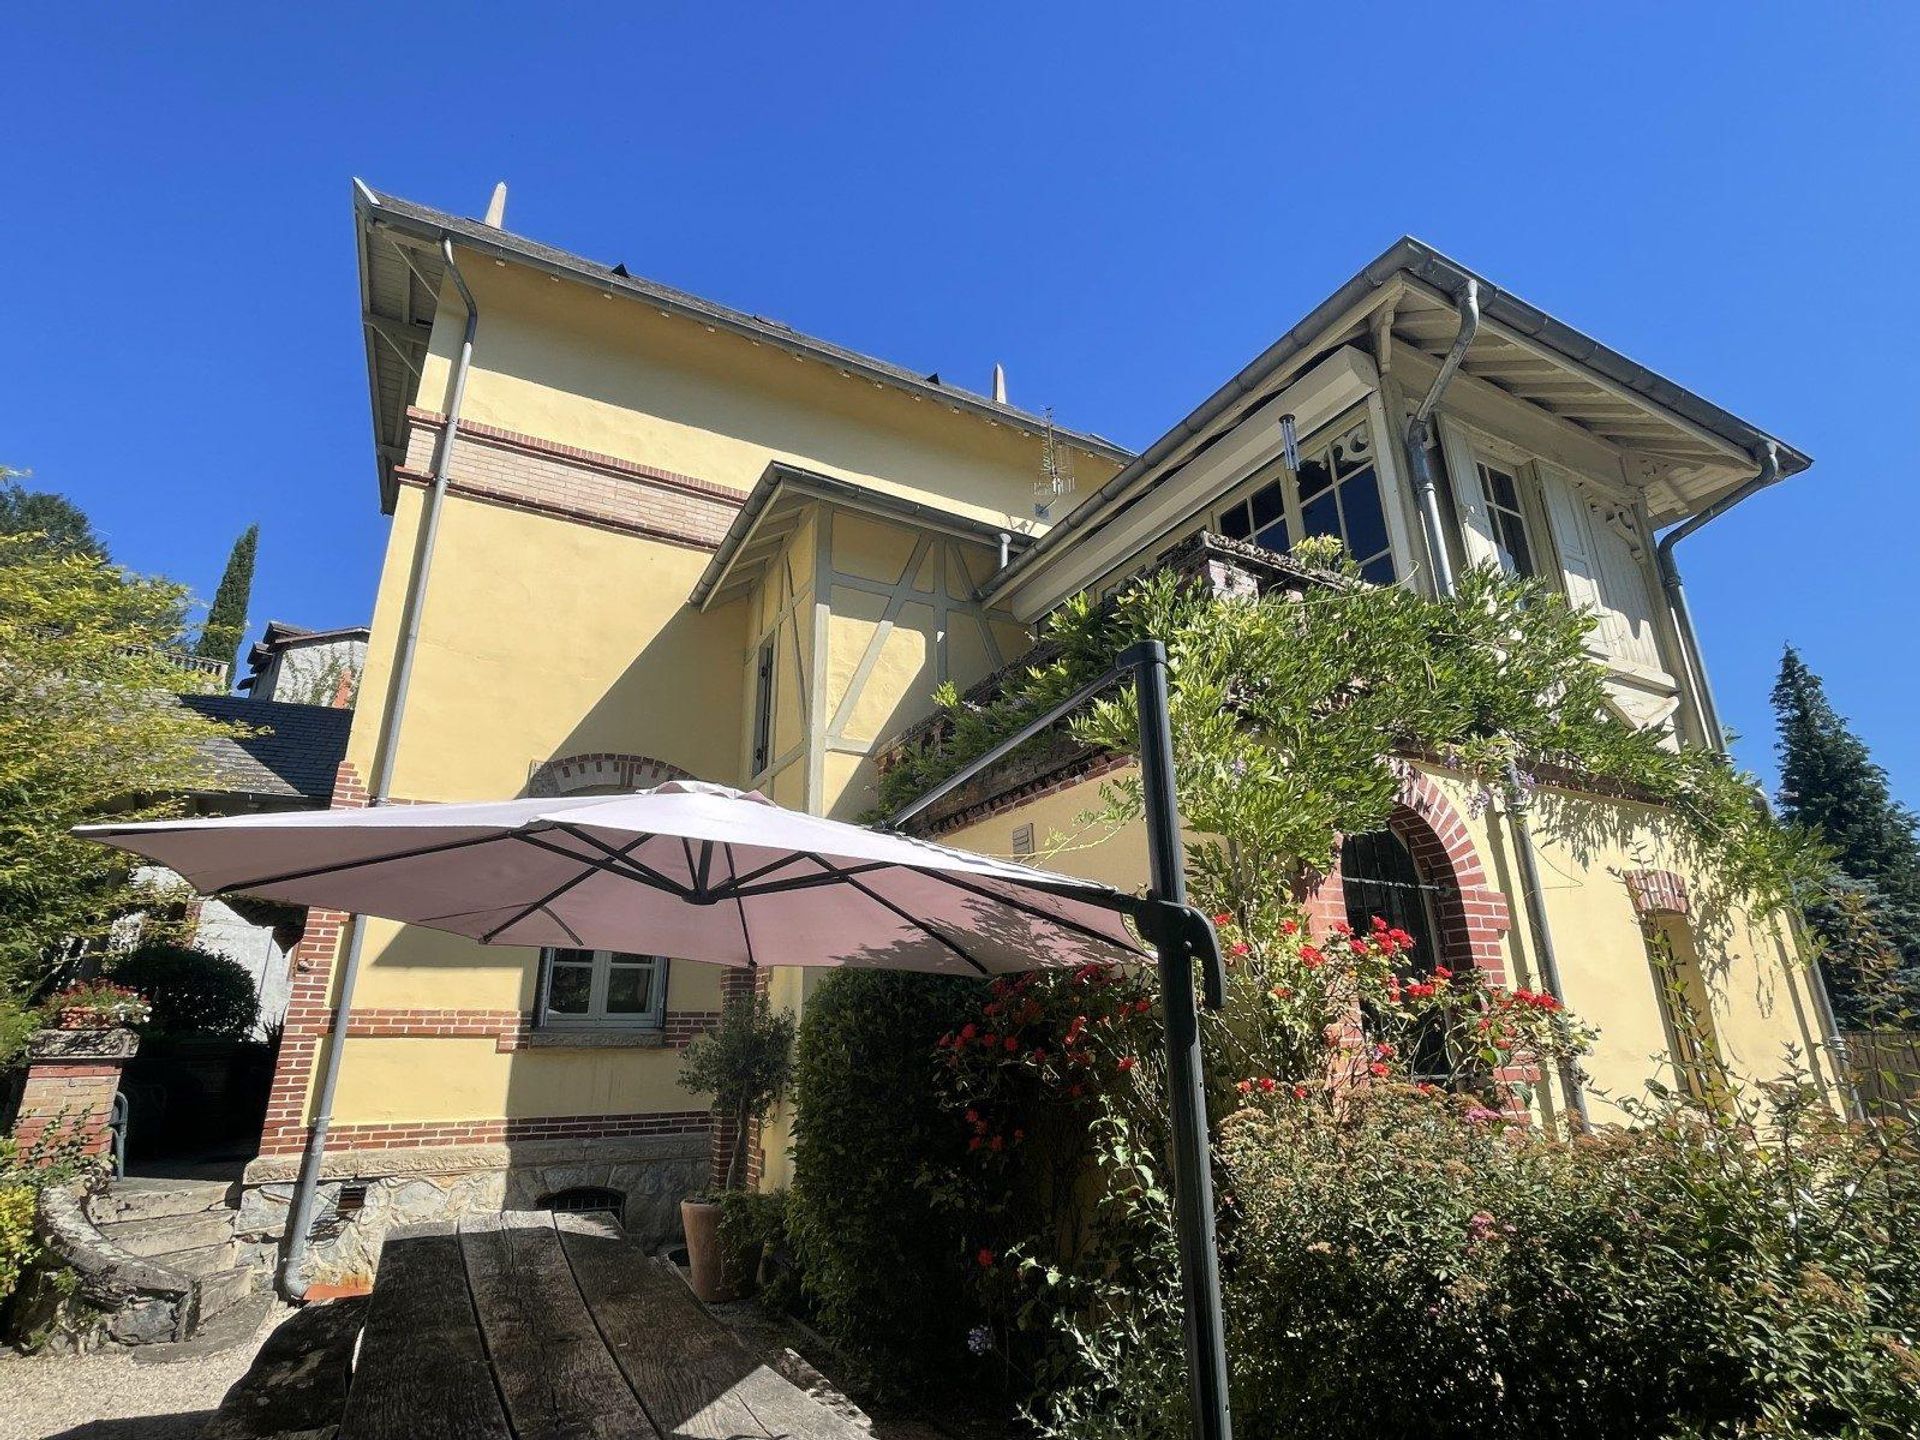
[
  {"left": 675, "top": 988, "right": 794, "bottom": 1302},
  {"left": 44, "top": 981, "right": 150, "bottom": 1031}
]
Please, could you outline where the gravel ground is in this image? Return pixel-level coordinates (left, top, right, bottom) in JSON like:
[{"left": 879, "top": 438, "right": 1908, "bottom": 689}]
[{"left": 0, "top": 1301, "right": 291, "bottom": 1440}]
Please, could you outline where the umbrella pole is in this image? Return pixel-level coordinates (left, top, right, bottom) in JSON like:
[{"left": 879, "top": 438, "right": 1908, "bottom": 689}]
[{"left": 1122, "top": 640, "right": 1233, "bottom": 1440}]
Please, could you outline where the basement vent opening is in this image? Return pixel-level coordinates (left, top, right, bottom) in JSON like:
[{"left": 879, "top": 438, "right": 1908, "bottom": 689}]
[
  {"left": 336, "top": 1184, "right": 369, "bottom": 1214},
  {"left": 538, "top": 1187, "right": 627, "bottom": 1226}
]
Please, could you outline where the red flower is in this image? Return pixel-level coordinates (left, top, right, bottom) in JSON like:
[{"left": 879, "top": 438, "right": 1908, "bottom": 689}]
[
  {"left": 1299, "top": 945, "right": 1325, "bottom": 969},
  {"left": 960, "top": 1023, "right": 977, "bottom": 1041},
  {"left": 1258, "top": 1077, "right": 1277, "bottom": 1094},
  {"left": 1348, "top": 938, "right": 1369, "bottom": 956},
  {"left": 965, "top": 1108, "right": 980, "bottom": 1124},
  {"left": 1229, "top": 941, "right": 1250, "bottom": 958},
  {"left": 1291, "top": 1084, "right": 1310, "bottom": 1100},
  {"left": 1212, "top": 912, "right": 1233, "bottom": 927},
  {"left": 936, "top": 1033, "right": 951, "bottom": 1048},
  {"left": 1390, "top": 929, "right": 1414, "bottom": 951},
  {"left": 1236, "top": 1079, "right": 1254, "bottom": 1096},
  {"left": 1280, "top": 919, "right": 1300, "bottom": 936},
  {"left": 981, "top": 1032, "right": 999, "bottom": 1048},
  {"left": 969, "top": 1135, "right": 983, "bottom": 1151},
  {"left": 1003, "top": 1036, "right": 1020, "bottom": 1053},
  {"left": 989, "top": 1134, "right": 1005, "bottom": 1152},
  {"left": 1117, "top": 1056, "right": 1137, "bottom": 1073},
  {"left": 1270, "top": 985, "right": 1292, "bottom": 999},
  {"left": 1432, "top": 964, "right": 1453, "bottom": 981},
  {"left": 1371, "top": 916, "right": 1390, "bottom": 933},
  {"left": 1030, "top": 1047, "right": 1047, "bottom": 1063},
  {"left": 1368, "top": 1061, "right": 1391, "bottom": 1078},
  {"left": 1332, "top": 920, "right": 1353, "bottom": 938},
  {"left": 977, "top": 1247, "right": 995, "bottom": 1268},
  {"left": 1135, "top": 998, "right": 1153, "bottom": 1016}
]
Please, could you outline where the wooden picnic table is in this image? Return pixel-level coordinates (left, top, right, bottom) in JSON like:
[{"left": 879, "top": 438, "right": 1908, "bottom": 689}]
[{"left": 334, "top": 1210, "right": 870, "bottom": 1440}]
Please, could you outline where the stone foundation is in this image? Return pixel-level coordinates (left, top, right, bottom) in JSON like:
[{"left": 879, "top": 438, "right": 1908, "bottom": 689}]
[{"left": 239, "top": 1133, "right": 709, "bottom": 1288}]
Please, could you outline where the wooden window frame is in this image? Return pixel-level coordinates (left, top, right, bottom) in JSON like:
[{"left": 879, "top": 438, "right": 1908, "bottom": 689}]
[
  {"left": 536, "top": 948, "right": 670, "bottom": 1030},
  {"left": 1209, "top": 403, "right": 1409, "bottom": 584}
]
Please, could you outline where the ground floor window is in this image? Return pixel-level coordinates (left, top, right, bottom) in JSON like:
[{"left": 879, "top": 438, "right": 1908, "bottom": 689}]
[
  {"left": 1342, "top": 828, "right": 1453, "bottom": 1082},
  {"left": 1644, "top": 918, "right": 1726, "bottom": 1104},
  {"left": 539, "top": 948, "right": 669, "bottom": 1028}
]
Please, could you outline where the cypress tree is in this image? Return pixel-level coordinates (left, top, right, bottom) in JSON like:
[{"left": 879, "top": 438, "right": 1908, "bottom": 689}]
[
  {"left": 1772, "top": 644, "right": 1920, "bottom": 1021},
  {"left": 196, "top": 524, "right": 258, "bottom": 677}
]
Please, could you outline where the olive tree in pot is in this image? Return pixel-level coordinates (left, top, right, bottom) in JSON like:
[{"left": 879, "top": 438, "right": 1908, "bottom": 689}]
[{"left": 676, "top": 988, "right": 794, "bottom": 1301}]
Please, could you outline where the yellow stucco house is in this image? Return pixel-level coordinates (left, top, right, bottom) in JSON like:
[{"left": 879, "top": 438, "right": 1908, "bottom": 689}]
[{"left": 245, "top": 182, "right": 1848, "bottom": 1281}]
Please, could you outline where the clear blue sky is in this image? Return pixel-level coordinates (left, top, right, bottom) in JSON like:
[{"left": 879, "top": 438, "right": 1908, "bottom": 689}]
[{"left": 4, "top": 4, "right": 1915, "bottom": 801}]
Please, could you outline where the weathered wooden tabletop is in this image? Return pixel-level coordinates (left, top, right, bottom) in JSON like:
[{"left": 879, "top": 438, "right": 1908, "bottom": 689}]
[{"left": 338, "top": 1210, "right": 870, "bottom": 1440}]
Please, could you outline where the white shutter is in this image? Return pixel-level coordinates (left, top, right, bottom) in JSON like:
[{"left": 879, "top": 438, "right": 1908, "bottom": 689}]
[
  {"left": 1586, "top": 503, "right": 1665, "bottom": 671},
  {"left": 1539, "top": 464, "right": 1607, "bottom": 616},
  {"left": 1435, "top": 416, "right": 1498, "bottom": 570}
]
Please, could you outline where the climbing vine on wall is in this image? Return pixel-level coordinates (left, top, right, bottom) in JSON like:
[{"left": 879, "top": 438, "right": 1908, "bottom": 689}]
[{"left": 878, "top": 542, "right": 1828, "bottom": 929}]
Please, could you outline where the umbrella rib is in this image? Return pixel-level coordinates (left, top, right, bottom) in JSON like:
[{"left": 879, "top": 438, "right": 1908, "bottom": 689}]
[
  {"left": 726, "top": 862, "right": 895, "bottom": 899},
  {"left": 917, "top": 870, "right": 1147, "bottom": 958},
  {"left": 722, "top": 843, "right": 757, "bottom": 970},
  {"left": 515, "top": 830, "right": 688, "bottom": 897},
  {"left": 712, "top": 852, "right": 813, "bottom": 892},
  {"left": 209, "top": 831, "right": 507, "bottom": 897},
  {"left": 797, "top": 855, "right": 992, "bottom": 977},
  {"left": 478, "top": 835, "right": 650, "bottom": 944}
]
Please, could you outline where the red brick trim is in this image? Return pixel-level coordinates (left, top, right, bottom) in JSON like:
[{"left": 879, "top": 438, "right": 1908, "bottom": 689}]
[
  {"left": 391, "top": 469, "right": 725, "bottom": 552},
  {"left": 923, "top": 751, "right": 1133, "bottom": 838},
  {"left": 405, "top": 408, "right": 743, "bottom": 504},
  {"left": 258, "top": 1109, "right": 711, "bottom": 1156},
  {"left": 291, "top": 1007, "right": 721, "bottom": 1053},
  {"left": 1624, "top": 868, "right": 1690, "bottom": 918}
]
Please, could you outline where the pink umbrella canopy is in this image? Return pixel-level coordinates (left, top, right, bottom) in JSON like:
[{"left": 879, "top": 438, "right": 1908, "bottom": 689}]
[{"left": 77, "top": 781, "right": 1143, "bottom": 977}]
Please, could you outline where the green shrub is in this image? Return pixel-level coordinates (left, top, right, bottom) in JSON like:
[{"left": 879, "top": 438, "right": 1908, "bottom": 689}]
[
  {"left": 0, "top": 1181, "right": 36, "bottom": 1307},
  {"left": 786, "top": 968, "right": 986, "bottom": 1396},
  {"left": 111, "top": 942, "right": 256, "bottom": 1038},
  {"left": 1020, "top": 1083, "right": 1920, "bottom": 1440}
]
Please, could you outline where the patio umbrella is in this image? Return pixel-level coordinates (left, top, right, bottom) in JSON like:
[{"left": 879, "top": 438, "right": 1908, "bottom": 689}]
[{"left": 77, "top": 780, "right": 1145, "bottom": 976}]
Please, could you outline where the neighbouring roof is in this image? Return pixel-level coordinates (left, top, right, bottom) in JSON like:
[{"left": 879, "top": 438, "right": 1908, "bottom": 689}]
[
  {"left": 239, "top": 620, "right": 370, "bottom": 691},
  {"left": 690, "top": 462, "right": 1031, "bottom": 611},
  {"left": 352, "top": 183, "right": 1131, "bottom": 509},
  {"left": 982, "top": 236, "right": 1812, "bottom": 606},
  {"left": 179, "top": 695, "right": 353, "bottom": 806}
]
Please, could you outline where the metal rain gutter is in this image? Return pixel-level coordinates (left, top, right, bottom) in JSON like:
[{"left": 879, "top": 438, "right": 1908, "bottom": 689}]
[
  {"left": 1654, "top": 441, "right": 1780, "bottom": 752},
  {"left": 279, "top": 234, "right": 480, "bottom": 1299}
]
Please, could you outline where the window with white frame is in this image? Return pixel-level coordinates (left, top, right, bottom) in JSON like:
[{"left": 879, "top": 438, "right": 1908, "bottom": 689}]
[
  {"left": 1476, "top": 459, "right": 1541, "bottom": 579},
  {"left": 1214, "top": 410, "right": 1397, "bottom": 583},
  {"left": 539, "top": 948, "right": 669, "bottom": 1028}
]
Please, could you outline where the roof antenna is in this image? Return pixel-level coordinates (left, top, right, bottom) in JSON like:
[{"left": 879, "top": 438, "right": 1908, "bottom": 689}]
[
  {"left": 991, "top": 363, "right": 1008, "bottom": 405},
  {"left": 483, "top": 181, "right": 508, "bottom": 228}
]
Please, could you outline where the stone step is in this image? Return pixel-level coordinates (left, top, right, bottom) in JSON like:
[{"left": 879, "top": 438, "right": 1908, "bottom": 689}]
[
  {"left": 98, "top": 1208, "right": 236, "bottom": 1259},
  {"left": 100, "top": 1177, "right": 237, "bottom": 1223},
  {"left": 156, "top": 1239, "right": 242, "bottom": 1282},
  {"left": 194, "top": 1263, "right": 260, "bottom": 1323}
]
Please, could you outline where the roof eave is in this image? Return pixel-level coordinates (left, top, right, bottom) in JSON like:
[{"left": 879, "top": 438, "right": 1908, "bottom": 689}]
[{"left": 353, "top": 185, "right": 1132, "bottom": 468}]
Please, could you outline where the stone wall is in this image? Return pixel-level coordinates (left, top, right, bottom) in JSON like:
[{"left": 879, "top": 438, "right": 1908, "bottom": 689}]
[{"left": 239, "top": 1133, "right": 708, "bottom": 1287}]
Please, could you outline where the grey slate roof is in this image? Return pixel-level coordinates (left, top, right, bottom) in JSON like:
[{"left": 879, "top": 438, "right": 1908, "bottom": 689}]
[{"left": 178, "top": 695, "right": 353, "bottom": 806}]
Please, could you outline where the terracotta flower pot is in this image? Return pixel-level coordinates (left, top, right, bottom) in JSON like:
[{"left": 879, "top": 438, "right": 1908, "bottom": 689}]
[{"left": 681, "top": 1197, "right": 735, "bottom": 1303}]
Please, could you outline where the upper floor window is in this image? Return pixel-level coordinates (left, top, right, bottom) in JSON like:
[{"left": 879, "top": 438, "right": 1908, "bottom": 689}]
[
  {"left": 540, "top": 948, "right": 669, "bottom": 1028},
  {"left": 1214, "top": 412, "right": 1396, "bottom": 584},
  {"left": 1476, "top": 460, "right": 1541, "bottom": 579}
]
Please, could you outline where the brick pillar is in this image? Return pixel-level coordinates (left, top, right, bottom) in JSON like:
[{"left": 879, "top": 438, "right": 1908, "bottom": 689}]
[{"left": 10, "top": 1027, "right": 139, "bottom": 1161}]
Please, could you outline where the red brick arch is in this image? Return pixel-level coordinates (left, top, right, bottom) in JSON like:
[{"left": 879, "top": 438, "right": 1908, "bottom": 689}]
[
  {"left": 526, "top": 752, "right": 693, "bottom": 797},
  {"left": 1302, "top": 765, "right": 1512, "bottom": 985}
]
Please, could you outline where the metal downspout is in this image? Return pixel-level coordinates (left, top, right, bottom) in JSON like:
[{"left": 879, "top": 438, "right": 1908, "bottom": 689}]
[
  {"left": 279, "top": 237, "right": 479, "bottom": 1298},
  {"left": 1403, "top": 278, "right": 1477, "bottom": 597},
  {"left": 1502, "top": 765, "right": 1591, "bottom": 1130},
  {"left": 1654, "top": 442, "right": 1779, "bottom": 752},
  {"left": 1385, "top": 281, "right": 1583, "bottom": 1119}
]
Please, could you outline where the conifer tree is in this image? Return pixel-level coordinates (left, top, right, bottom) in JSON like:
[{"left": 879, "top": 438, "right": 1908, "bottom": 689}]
[
  {"left": 1772, "top": 644, "right": 1920, "bottom": 1021},
  {"left": 195, "top": 523, "right": 258, "bottom": 677}
]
